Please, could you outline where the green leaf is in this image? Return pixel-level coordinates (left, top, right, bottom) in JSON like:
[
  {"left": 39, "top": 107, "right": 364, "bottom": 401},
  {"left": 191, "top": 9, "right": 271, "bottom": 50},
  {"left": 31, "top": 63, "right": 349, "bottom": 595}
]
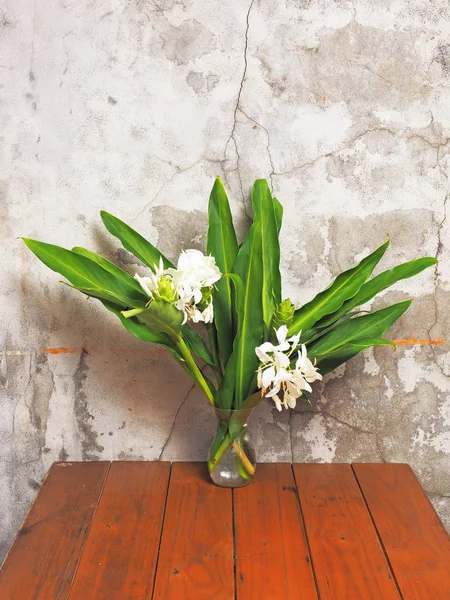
[
  {"left": 316, "top": 337, "right": 396, "bottom": 375},
  {"left": 317, "top": 257, "right": 437, "bottom": 328},
  {"left": 213, "top": 274, "right": 244, "bottom": 409},
  {"left": 136, "top": 299, "right": 184, "bottom": 340},
  {"left": 252, "top": 179, "right": 282, "bottom": 327},
  {"left": 308, "top": 300, "right": 411, "bottom": 357},
  {"left": 100, "top": 211, "right": 174, "bottom": 271},
  {"left": 102, "top": 301, "right": 186, "bottom": 364},
  {"left": 72, "top": 246, "right": 144, "bottom": 294},
  {"left": 288, "top": 240, "right": 390, "bottom": 336},
  {"left": 64, "top": 284, "right": 147, "bottom": 309},
  {"left": 206, "top": 177, "right": 239, "bottom": 367},
  {"left": 182, "top": 324, "right": 215, "bottom": 366},
  {"left": 229, "top": 222, "right": 265, "bottom": 407},
  {"left": 300, "top": 311, "right": 363, "bottom": 345},
  {"left": 102, "top": 301, "right": 173, "bottom": 346},
  {"left": 23, "top": 238, "right": 147, "bottom": 307},
  {"left": 238, "top": 391, "right": 261, "bottom": 412},
  {"left": 272, "top": 196, "right": 283, "bottom": 234}
]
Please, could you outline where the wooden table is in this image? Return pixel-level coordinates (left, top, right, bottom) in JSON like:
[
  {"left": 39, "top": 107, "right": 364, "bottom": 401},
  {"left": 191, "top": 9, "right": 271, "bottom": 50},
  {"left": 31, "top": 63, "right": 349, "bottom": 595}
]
[{"left": 1, "top": 462, "right": 449, "bottom": 599}]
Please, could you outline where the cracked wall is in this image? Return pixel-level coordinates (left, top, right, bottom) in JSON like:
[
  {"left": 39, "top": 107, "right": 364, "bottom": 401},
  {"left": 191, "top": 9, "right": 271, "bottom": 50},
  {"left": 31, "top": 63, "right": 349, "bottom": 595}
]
[{"left": 1, "top": 0, "right": 449, "bottom": 559}]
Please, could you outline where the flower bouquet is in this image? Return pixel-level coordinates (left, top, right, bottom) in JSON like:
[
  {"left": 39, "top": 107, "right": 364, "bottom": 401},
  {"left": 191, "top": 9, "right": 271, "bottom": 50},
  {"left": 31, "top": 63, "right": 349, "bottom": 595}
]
[{"left": 24, "top": 178, "right": 436, "bottom": 487}]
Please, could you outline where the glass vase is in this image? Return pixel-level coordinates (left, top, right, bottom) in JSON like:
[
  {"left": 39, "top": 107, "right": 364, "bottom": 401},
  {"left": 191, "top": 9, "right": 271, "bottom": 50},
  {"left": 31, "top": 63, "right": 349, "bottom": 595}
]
[{"left": 207, "top": 406, "right": 256, "bottom": 488}]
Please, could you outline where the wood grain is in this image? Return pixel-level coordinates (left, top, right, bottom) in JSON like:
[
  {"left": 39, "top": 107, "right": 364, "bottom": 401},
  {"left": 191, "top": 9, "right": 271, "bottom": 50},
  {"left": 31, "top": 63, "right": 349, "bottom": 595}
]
[
  {"left": 0, "top": 461, "right": 110, "bottom": 600},
  {"left": 354, "top": 463, "right": 450, "bottom": 599},
  {"left": 293, "top": 463, "right": 401, "bottom": 599},
  {"left": 68, "top": 461, "right": 170, "bottom": 600},
  {"left": 234, "top": 463, "right": 318, "bottom": 600},
  {"left": 152, "top": 462, "right": 234, "bottom": 600}
]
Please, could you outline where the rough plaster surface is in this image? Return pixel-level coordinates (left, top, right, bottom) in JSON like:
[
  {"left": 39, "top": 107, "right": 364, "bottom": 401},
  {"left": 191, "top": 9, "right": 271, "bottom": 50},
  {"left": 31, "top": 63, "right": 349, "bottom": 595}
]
[{"left": 1, "top": 0, "right": 450, "bottom": 559}]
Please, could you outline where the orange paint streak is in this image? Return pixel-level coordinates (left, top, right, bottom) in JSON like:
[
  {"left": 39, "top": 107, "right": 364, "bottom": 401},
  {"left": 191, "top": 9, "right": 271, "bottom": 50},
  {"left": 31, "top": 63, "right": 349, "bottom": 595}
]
[
  {"left": 42, "top": 347, "right": 168, "bottom": 355},
  {"left": 43, "top": 347, "right": 83, "bottom": 355},
  {"left": 391, "top": 338, "right": 445, "bottom": 346}
]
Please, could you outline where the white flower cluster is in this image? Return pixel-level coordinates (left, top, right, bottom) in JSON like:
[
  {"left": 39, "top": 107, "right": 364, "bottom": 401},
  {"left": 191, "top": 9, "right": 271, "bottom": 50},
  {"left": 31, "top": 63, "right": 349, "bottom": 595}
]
[
  {"left": 255, "top": 325, "right": 322, "bottom": 411},
  {"left": 134, "top": 249, "right": 222, "bottom": 324}
]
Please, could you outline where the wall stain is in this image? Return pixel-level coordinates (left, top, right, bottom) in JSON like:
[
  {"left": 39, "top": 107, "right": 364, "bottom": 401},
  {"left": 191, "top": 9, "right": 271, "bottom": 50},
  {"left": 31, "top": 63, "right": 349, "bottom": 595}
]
[
  {"left": 73, "top": 350, "right": 104, "bottom": 460},
  {"left": 29, "top": 354, "right": 54, "bottom": 453}
]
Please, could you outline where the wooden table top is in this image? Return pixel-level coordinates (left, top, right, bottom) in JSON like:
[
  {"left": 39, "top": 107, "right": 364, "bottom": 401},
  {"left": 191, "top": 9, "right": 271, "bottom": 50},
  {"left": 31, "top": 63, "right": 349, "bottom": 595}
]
[{"left": 1, "top": 462, "right": 449, "bottom": 599}]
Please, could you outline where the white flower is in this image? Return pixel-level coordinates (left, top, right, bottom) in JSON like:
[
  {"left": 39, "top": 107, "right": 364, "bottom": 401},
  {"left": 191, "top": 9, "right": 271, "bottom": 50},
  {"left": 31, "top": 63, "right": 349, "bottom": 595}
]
[
  {"left": 186, "top": 300, "right": 214, "bottom": 324},
  {"left": 134, "top": 258, "right": 166, "bottom": 299},
  {"left": 167, "top": 249, "right": 222, "bottom": 292},
  {"left": 255, "top": 325, "right": 300, "bottom": 363},
  {"left": 296, "top": 345, "right": 322, "bottom": 383},
  {"left": 255, "top": 327, "right": 321, "bottom": 411},
  {"left": 134, "top": 250, "right": 221, "bottom": 325}
]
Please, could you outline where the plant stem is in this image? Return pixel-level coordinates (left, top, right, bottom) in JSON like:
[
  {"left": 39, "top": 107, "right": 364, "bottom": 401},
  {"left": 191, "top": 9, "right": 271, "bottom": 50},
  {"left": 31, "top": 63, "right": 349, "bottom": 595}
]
[
  {"left": 206, "top": 323, "right": 223, "bottom": 385},
  {"left": 232, "top": 440, "right": 255, "bottom": 475},
  {"left": 208, "top": 432, "right": 255, "bottom": 478},
  {"left": 207, "top": 432, "right": 232, "bottom": 471},
  {"left": 176, "top": 337, "right": 215, "bottom": 406}
]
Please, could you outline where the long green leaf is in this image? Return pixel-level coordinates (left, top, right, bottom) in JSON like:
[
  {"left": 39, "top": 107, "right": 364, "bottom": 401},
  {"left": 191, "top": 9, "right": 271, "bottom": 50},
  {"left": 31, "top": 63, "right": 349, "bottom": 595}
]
[
  {"left": 102, "top": 301, "right": 173, "bottom": 346},
  {"left": 252, "top": 179, "right": 281, "bottom": 327},
  {"left": 23, "top": 238, "right": 147, "bottom": 306},
  {"left": 72, "top": 246, "right": 144, "bottom": 294},
  {"left": 102, "top": 301, "right": 187, "bottom": 366},
  {"left": 288, "top": 240, "right": 390, "bottom": 336},
  {"left": 206, "top": 177, "right": 239, "bottom": 367},
  {"left": 317, "top": 257, "right": 437, "bottom": 328},
  {"left": 100, "top": 211, "right": 174, "bottom": 271},
  {"left": 316, "top": 337, "right": 396, "bottom": 375},
  {"left": 230, "top": 222, "right": 265, "bottom": 407},
  {"left": 308, "top": 300, "right": 411, "bottom": 357},
  {"left": 214, "top": 274, "right": 244, "bottom": 409},
  {"left": 182, "top": 324, "right": 214, "bottom": 366},
  {"left": 64, "top": 284, "right": 147, "bottom": 309},
  {"left": 301, "top": 311, "right": 362, "bottom": 345},
  {"left": 272, "top": 196, "right": 283, "bottom": 234}
]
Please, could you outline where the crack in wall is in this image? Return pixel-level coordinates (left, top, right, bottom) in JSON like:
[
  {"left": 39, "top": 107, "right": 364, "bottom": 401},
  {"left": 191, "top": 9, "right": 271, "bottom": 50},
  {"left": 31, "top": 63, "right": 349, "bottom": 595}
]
[
  {"left": 273, "top": 126, "right": 398, "bottom": 177},
  {"left": 158, "top": 380, "right": 197, "bottom": 460},
  {"left": 131, "top": 158, "right": 203, "bottom": 224},
  {"left": 238, "top": 107, "right": 275, "bottom": 193},
  {"left": 224, "top": 0, "right": 255, "bottom": 213}
]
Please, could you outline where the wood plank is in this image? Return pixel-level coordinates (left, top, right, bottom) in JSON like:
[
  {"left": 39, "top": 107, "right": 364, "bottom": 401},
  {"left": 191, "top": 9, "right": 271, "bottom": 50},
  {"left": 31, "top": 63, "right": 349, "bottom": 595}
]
[
  {"left": 234, "top": 463, "right": 319, "bottom": 599},
  {"left": 293, "top": 463, "right": 401, "bottom": 599},
  {"left": 152, "top": 462, "right": 234, "bottom": 600},
  {"left": 354, "top": 463, "right": 450, "bottom": 599},
  {"left": 0, "top": 461, "right": 110, "bottom": 600},
  {"left": 68, "top": 461, "right": 170, "bottom": 600}
]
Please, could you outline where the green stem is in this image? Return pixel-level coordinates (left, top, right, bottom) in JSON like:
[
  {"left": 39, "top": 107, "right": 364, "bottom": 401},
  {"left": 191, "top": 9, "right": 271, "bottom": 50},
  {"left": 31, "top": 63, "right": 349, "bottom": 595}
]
[
  {"left": 207, "top": 432, "right": 232, "bottom": 471},
  {"left": 206, "top": 323, "right": 223, "bottom": 385},
  {"left": 176, "top": 337, "right": 215, "bottom": 406},
  {"left": 208, "top": 431, "right": 255, "bottom": 478}
]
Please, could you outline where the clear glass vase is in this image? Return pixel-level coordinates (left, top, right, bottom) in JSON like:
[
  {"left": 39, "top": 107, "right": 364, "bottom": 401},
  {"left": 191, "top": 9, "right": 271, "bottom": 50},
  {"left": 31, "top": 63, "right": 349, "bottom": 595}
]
[{"left": 207, "top": 406, "right": 256, "bottom": 488}]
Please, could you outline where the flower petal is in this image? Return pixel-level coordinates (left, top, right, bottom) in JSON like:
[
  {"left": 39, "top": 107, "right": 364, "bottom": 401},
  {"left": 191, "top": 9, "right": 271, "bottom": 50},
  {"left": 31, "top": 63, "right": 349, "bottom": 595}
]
[
  {"left": 276, "top": 325, "right": 288, "bottom": 345},
  {"left": 273, "top": 350, "right": 290, "bottom": 369},
  {"left": 262, "top": 366, "right": 276, "bottom": 389}
]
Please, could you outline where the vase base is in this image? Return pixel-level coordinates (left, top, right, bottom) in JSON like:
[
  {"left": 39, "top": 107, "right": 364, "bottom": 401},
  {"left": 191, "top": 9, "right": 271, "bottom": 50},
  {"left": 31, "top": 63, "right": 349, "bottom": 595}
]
[{"left": 209, "top": 466, "right": 253, "bottom": 488}]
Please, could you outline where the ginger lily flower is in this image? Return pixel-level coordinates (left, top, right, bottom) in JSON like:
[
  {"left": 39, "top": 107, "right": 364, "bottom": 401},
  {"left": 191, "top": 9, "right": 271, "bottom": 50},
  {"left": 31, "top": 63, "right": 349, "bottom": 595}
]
[
  {"left": 255, "top": 325, "right": 301, "bottom": 363},
  {"left": 255, "top": 327, "right": 321, "bottom": 411},
  {"left": 296, "top": 345, "right": 322, "bottom": 383},
  {"left": 134, "top": 257, "right": 166, "bottom": 299}
]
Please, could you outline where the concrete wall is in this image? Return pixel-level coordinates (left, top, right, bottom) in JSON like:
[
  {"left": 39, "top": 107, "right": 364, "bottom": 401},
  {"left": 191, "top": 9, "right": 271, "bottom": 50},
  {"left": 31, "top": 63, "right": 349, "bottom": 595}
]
[{"left": 1, "top": 0, "right": 449, "bottom": 559}]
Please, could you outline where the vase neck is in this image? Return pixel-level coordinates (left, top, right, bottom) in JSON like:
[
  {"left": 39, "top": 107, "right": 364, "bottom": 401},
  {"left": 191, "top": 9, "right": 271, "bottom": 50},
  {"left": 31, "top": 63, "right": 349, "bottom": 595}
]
[{"left": 212, "top": 406, "right": 254, "bottom": 425}]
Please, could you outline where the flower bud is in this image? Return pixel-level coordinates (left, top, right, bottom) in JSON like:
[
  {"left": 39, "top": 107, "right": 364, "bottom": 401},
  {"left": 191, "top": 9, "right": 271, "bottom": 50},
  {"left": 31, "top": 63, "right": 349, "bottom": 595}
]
[
  {"left": 271, "top": 298, "right": 295, "bottom": 331},
  {"left": 156, "top": 276, "right": 178, "bottom": 303}
]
